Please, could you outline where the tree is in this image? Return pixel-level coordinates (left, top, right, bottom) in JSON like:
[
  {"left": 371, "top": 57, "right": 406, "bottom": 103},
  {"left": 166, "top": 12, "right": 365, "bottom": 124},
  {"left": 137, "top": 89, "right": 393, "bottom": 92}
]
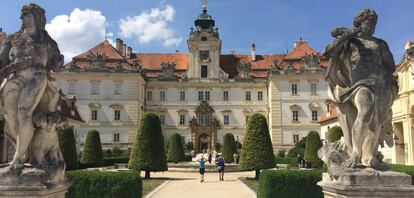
[
  {"left": 185, "top": 142, "right": 194, "bottom": 151},
  {"left": 167, "top": 133, "right": 185, "bottom": 163},
  {"left": 214, "top": 142, "right": 221, "bottom": 152},
  {"left": 128, "top": 113, "right": 167, "bottom": 179},
  {"left": 287, "top": 136, "right": 307, "bottom": 158},
  {"left": 223, "top": 133, "right": 237, "bottom": 163},
  {"left": 327, "top": 126, "right": 343, "bottom": 143},
  {"left": 304, "top": 131, "right": 323, "bottom": 168},
  {"left": 239, "top": 114, "right": 275, "bottom": 179},
  {"left": 57, "top": 127, "right": 79, "bottom": 170},
  {"left": 80, "top": 130, "right": 104, "bottom": 167}
]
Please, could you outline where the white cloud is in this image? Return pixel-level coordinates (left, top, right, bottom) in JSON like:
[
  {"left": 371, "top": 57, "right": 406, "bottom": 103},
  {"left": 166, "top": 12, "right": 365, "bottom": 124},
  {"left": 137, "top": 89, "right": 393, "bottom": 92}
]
[
  {"left": 46, "top": 8, "right": 110, "bottom": 62},
  {"left": 119, "top": 5, "right": 182, "bottom": 47}
]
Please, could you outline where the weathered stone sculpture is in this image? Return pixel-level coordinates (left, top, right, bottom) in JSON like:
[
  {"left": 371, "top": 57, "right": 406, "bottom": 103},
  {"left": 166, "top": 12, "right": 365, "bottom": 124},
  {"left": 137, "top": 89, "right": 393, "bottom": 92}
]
[
  {"left": 318, "top": 9, "right": 414, "bottom": 197},
  {"left": 0, "top": 3, "right": 73, "bottom": 197}
]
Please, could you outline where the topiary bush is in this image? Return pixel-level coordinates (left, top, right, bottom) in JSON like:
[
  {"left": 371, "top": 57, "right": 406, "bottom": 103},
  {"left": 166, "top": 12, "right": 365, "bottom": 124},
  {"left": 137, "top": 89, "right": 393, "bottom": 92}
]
[
  {"left": 57, "top": 127, "right": 79, "bottom": 170},
  {"left": 287, "top": 137, "right": 307, "bottom": 158},
  {"left": 80, "top": 130, "right": 104, "bottom": 167},
  {"left": 257, "top": 170, "right": 323, "bottom": 198},
  {"left": 66, "top": 171, "right": 142, "bottom": 198},
  {"left": 167, "top": 133, "right": 185, "bottom": 163},
  {"left": 223, "top": 133, "right": 237, "bottom": 163},
  {"left": 104, "top": 156, "right": 130, "bottom": 166},
  {"left": 304, "top": 131, "right": 323, "bottom": 168},
  {"left": 327, "top": 126, "right": 343, "bottom": 143},
  {"left": 240, "top": 113, "right": 275, "bottom": 179},
  {"left": 214, "top": 142, "right": 221, "bottom": 152},
  {"left": 185, "top": 142, "right": 194, "bottom": 150},
  {"left": 112, "top": 146, "right": 124, "bottom": 157},
  {"left": 129, "top": 113, "right": 167, "bottom": 179}
]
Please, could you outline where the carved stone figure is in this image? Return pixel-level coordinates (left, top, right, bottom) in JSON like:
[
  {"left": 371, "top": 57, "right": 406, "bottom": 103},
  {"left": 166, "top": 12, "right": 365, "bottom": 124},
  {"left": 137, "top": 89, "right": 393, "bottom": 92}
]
[
  {"left": 320, "top": 9, "right": 398, "bottom": 176},
  {"left": 0, "top": 4, "right": 72, "bottom": 192}
]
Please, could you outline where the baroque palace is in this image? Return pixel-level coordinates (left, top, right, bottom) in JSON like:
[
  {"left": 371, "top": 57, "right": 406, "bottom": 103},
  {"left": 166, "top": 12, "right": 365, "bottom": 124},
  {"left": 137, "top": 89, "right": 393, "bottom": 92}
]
[
  {"left": 51, "top": 3, "right": 328, "bottom": 154},
  {"left": 0, "top": 3, "right": 329, "bottom": 161}
]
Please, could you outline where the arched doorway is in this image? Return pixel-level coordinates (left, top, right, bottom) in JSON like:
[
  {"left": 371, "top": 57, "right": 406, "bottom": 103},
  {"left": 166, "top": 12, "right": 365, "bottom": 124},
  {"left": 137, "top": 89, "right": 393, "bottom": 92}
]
[{"left": 198, "top": 134, "right": 210, "bottom": 153}]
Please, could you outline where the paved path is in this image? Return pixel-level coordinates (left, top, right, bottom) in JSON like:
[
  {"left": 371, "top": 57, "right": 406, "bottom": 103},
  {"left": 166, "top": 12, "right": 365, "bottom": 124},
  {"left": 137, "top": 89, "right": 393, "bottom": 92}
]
[{"left": 141, "top": 171, "right": 256, "bottom": 198}]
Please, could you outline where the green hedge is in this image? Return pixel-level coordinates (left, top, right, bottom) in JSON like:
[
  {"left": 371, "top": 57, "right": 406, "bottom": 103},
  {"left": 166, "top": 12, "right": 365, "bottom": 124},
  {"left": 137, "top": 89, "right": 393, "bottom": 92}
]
[
  {"left": 274, "top": 157, "right": 298, "bottom": 168},
  {"left": 80, "top": 130, "right": 104, "bottom": 167},
  {"left": 66, "top": 171, "right": 142, "bottom": 198},
  {"left": 184, "top": 155, "right": 193, "bottom": 162},
  {"left": 104, "top": 156, "right": 130, "bottom": 166},
  {"left": 58, "top": 127, "right": 79, "bottom": 170},
  {"left": 167, "top": 133, "right": 185, "bottom": 163},
  {"left": 223, "top": 133, "right": 237, "bottom": 163},
  {"left": 387, "top": 164, "right": 414, "bottom": 184},
  {"left": 327, "top": 126, "right": 343, "bottom": 143},
  {"left": 304, "top": 131, "right": 323, "bottom": 168},
  {"left": 257, "top": 170, "right": 323, "bottom": 198}
]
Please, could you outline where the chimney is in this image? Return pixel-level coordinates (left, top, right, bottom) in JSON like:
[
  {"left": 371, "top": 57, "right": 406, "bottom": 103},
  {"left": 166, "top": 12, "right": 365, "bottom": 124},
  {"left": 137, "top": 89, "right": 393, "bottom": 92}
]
[
  {"left": 116, "top": 38, "right": 124, "bottom": 53},
  {"left": 251, "top": 43, "right": 256, "bottom": 61},
  {"left": 122, "top": 44, "right": 127, "bottom": 57},
  {"left": 294, "top": 37, "right": 305, "bottom": 48},
  {"left": 126, "top": 47, "right": 132, "bottom": 59}
]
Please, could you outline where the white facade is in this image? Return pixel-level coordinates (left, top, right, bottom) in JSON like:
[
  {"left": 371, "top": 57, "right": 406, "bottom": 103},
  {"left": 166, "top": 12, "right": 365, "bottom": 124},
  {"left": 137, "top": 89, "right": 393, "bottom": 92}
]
[{"left": 54, "top": 72, "right": 145, "bottom": 151}]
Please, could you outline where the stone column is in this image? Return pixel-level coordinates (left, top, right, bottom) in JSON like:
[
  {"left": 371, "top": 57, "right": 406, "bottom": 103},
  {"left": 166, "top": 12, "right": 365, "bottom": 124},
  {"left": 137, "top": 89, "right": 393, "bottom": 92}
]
[{"left": 403, "top": 119, "right": 412, "bottom": 165}]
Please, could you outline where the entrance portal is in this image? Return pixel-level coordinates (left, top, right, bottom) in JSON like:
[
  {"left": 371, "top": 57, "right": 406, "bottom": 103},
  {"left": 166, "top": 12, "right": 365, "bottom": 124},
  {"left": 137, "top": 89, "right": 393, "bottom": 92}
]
[{"left": 198, "top": 134, "right": 210, "bottom": 153}]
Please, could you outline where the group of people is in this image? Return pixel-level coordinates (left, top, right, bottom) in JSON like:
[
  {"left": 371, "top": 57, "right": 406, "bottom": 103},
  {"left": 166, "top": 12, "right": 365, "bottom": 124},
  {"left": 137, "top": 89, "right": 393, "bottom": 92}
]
[
  {"left": 197, "top": 155, "right": 225, "bottom": 183},
  {"left": 297, "top": 154, "right": 312, "bottom": 169}
]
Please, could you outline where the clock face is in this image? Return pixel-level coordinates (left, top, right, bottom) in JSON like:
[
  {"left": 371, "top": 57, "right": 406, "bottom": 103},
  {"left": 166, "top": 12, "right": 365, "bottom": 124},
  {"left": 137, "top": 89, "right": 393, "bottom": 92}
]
[{"left": 201, "top": 36, "right": 208, "bottom": 41}]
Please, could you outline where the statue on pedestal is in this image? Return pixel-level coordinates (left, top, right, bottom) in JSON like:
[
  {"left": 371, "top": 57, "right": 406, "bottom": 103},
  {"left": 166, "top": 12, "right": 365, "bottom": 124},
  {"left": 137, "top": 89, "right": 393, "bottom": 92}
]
[
  {"left": 0, "top": 3, "right": 74, "bottom": 196},
  {"left": 318, "top": 9, "right": 414, "bottom": 198}
]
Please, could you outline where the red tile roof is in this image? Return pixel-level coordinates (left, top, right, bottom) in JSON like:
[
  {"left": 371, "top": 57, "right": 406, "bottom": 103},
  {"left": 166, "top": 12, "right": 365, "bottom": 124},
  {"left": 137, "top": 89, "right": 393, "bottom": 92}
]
[
  {"left": 319, "top": 103, "right": 338, "bottom": 123},
  {"left": 285, "top": 41, "right": 320, "bottom": 60},
  {"left": 64, "top": 39, "right": 327, "bottom": 78}
]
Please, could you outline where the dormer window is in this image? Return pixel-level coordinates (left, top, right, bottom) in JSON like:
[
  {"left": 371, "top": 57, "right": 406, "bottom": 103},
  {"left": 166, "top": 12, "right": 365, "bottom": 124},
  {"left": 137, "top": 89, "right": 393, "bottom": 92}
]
[{"left": 201, "top": 36, "right": 207, "bottom": 41}]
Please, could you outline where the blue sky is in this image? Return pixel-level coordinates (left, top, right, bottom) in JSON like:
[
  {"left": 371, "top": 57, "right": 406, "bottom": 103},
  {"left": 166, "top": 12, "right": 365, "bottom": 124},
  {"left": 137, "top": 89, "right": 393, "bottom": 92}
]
[{"left": 0, "top": 0, "right": 412, "bottom": 62}]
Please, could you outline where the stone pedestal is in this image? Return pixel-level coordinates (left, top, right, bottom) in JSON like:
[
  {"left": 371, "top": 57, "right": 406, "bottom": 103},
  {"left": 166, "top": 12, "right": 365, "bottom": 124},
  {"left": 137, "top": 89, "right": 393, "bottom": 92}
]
[
  {"left": 318, "top": 170, "right": 414, "bottom": 198},
  {"left": 0, "top": 166, "right": 71, "bottom": 198}
]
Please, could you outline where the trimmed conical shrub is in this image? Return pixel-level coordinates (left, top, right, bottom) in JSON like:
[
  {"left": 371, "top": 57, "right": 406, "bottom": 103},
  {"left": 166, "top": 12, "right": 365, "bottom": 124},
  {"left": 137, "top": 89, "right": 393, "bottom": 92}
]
[
  {"left": 239, "top": 113, "right": 275, "bottom": 179},
  {"left": 58, "top": 127, "right": 79, "bottom": 170},
  {"left": 129, "top": 113, "right": 167, "bottom": 179},
  {"left": 80, "top": 130, "right": 104, "bottom": 167},
  {"left": 304, "top": 131, "right": 323, "bottom": 168},
  {"left": 327, "top": 126, "right": 343, "bottom": 143},
  {"left": 167, "top": 133, "right": 185, "bottom": 163},
  {"left": 223, "top": 133, "right": 237, "bottom": 163}
]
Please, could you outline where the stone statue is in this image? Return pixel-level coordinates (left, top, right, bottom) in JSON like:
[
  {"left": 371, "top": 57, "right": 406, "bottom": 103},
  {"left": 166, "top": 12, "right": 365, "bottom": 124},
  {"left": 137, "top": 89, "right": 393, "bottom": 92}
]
[
  {"left": 320, "top": 9, "right": 398, "bottom": 176},
  {"left": 0, "top": 4, "right": 72, "bottom": 195}
]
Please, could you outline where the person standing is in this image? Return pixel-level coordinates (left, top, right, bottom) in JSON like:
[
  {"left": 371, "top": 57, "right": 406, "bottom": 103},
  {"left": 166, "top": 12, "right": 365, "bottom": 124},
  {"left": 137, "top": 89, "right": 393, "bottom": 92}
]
[
  {"left": 197, "top": 157, "right": 206, "bottom": 183},
  {"left": 208, "top": 152, "right": 212, "bottom": 164},
  {"left": 216, "top": 155, "right": 225, "bottom": 181}
]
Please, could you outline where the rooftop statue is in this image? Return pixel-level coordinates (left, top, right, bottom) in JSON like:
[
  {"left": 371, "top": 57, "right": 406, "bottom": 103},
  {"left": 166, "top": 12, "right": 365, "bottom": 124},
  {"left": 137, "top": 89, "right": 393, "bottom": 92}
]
[
  {"left": 0, "top": 3, "right": 76, "bottom": 190},
  {"left": 319, "top": 9, "right": 398, "bottom": 177}
]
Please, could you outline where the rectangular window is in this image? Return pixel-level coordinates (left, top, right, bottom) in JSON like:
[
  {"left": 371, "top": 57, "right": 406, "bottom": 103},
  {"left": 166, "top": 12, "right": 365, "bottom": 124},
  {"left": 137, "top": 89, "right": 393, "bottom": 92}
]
[
  {"left": 224, "top": 115, "right": 229, "bottom": 125},
  {"left": 198, "top": 115, "right": 211, "bottom": 126},
  {"left": 199, "top": 51, "right": 210, "bottom": 61},
  {"left": 68, "top": 83, "right": 75, "bottom": 94},
  {"left": 160, "top": 91, "right": 166, "bottom": 101},
  {"left": 91, "top": 110, "right": 98, "bottom": 121},
  {"left": 179, "top": 115, "right": 185, "bottom": 125},
  {"left": 114, "top": 110, "right": 121, "bottom": 121},
  {"left": 312, "top": 110, "right": 318, "bottom": 121},
  {"left": 258, "top": 91, "right": 263, "bottom": 101},
  {"left": 205, "top": 91, "right": 210, "bottom": 101},
  {"left": 223, "top": 91, "right": 229, "bottom": 101},
  {"left": 198, "top": 91, "right": 204, "bottom": 101},
  {"left": 159, "top": 114, "right": 165, "bottom": 125},
  {"left": 114, "top": 83, "right": 122, "bottom": 95},
  {"left": 91, "top": 83, "right": 100, "bottom": 95},
  {"left": 292, "top": 111, "right": 298, "bottom": 122},
  {"left": 293, "top": 134, "right": 299, "bottom": 143},
  {"left": 201, "top": 65, "right": 208, "bottom": 78},
  {"left": 291, "top": 83, "right": 298, "bottom": 95},
  {"left": 113, "top": 133, "right": 120, "bottom": 143},
  {"left": 310, "top": 83, "right": 317, "bottom": 95},
  {"left": 147, "top": 91, "right": 153, "bottom": 101},
  {"left": 246, "top": 91, "right": 251, "bottom": 101},
  {"left": 180, "top": 91, "right": 186, "bottom": 101}
]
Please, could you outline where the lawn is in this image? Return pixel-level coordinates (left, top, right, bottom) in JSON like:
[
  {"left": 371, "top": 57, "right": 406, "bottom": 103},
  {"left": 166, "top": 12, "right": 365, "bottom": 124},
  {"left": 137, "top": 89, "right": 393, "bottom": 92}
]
[
  {"left": 239, "top": 177, "right": 258, "bottom": 192},
  {"left": 142, "top": 178, "right": 168, "bottom": 196}
]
